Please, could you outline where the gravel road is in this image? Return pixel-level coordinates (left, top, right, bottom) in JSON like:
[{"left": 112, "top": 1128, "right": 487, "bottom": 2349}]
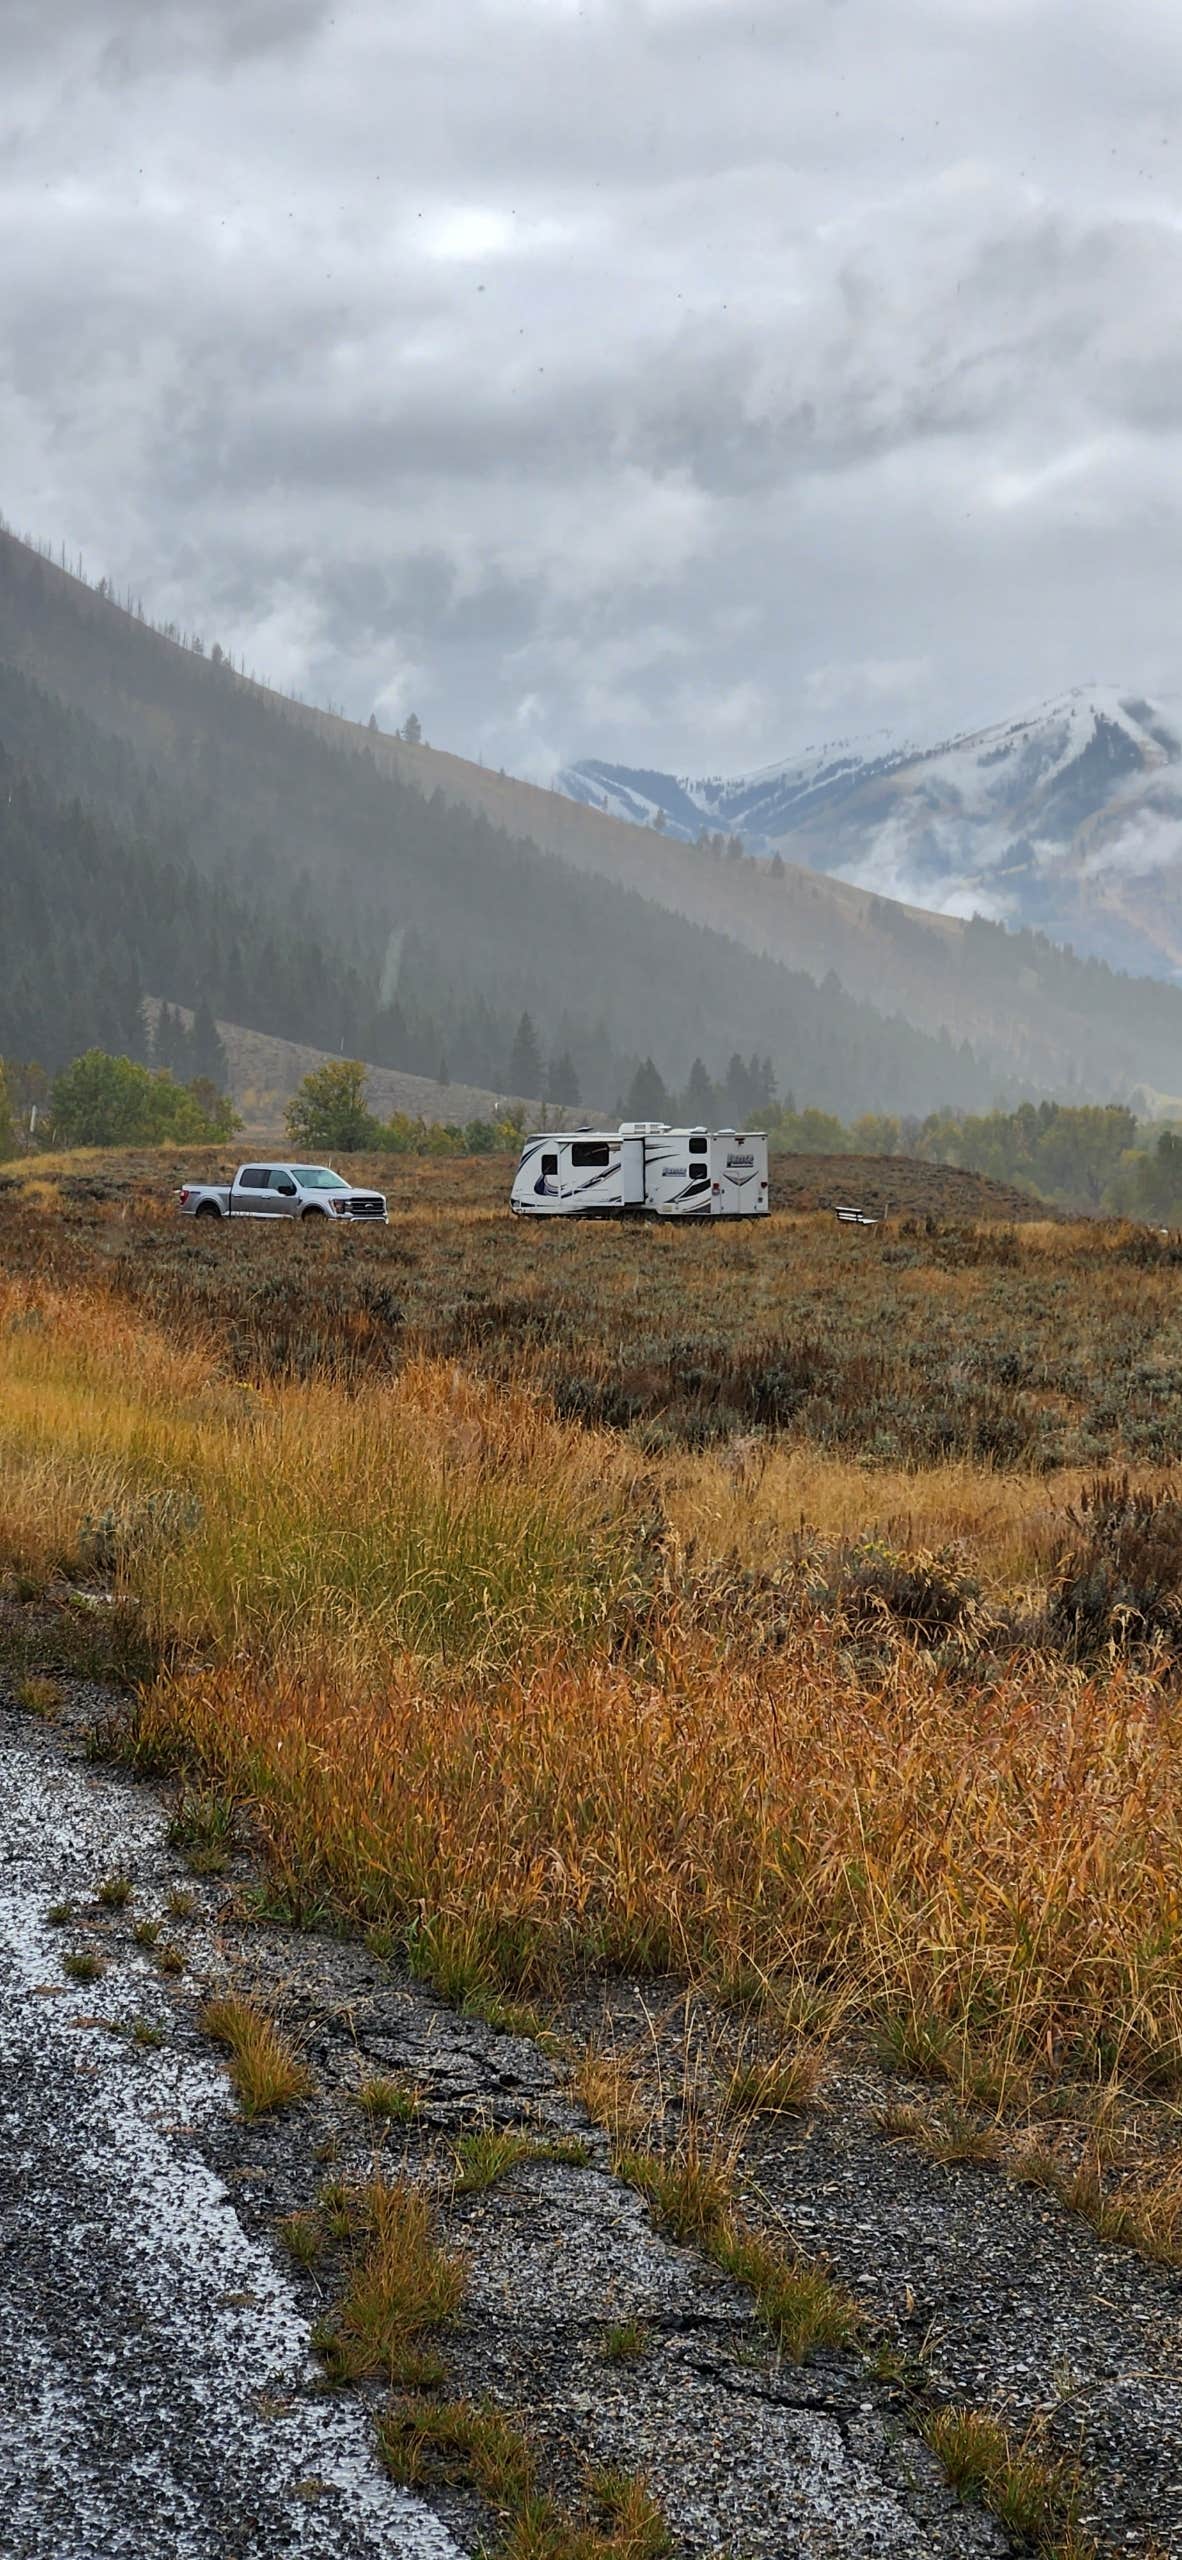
[{"left": 0, "top": 1703, "right": 461, "bottom": 2560}]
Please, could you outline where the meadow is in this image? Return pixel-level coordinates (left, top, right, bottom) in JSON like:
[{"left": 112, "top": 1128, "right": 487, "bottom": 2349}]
[
  {"left": 12, "top": 1141, "right": 1182, "bottom": 2556},
  {"left": 4, "top": 1148, "right": 1182, "bottom": 2104}
]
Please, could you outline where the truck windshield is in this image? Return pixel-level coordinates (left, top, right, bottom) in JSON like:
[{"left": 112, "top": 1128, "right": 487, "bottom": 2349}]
[{"left": 290, "top": 1166, "right": 348, "bottom": 1189}]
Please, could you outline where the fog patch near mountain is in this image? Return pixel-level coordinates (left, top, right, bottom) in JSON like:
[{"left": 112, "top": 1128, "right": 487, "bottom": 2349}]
[
  {"left": 829, "top": 819, "right": 1014, "bottom": 926},
  {"left": 1073, "top": 806, "right": 1182, "bottom": 886},
  {"left": 833, "top": 805, "right": 1182, "bottom": 921}
]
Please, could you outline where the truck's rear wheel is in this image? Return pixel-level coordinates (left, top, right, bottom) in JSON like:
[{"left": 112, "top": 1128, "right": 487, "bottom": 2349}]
[{"left": 195, "top": 1201, "right": 221, "bottom": 1220}]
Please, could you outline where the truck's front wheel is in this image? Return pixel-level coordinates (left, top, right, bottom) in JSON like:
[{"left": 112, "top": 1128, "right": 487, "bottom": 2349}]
[{"left": 300, "top": 1205, "right": 329, "bottom": 1220}]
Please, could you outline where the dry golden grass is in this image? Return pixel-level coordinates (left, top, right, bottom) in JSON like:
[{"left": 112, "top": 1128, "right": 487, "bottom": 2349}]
[
  {"left": 571, "top": 2049, "right": 651, "bottom": 2150},
  {"left": 200, "top": 1994, "right": 311, "bottom": 2118},
  {"left": 659, "top": 1441, "right": 1133, "bottom": 1601},
  {"left": 354, "top": 2073, "right": 419, "bottom": 2123},
  {"left": 0, "top": 1272, "right": 640, "bottom": 1665},
  {"left": 723, "top": 2047, "right": 824, "bottom": 2117},
  {"left": 135, "top": 1626, "right": 1182, "bottom": 2092},
  {"left": 878, "top": 2098, "right": 1004, "bottom": 2169},
  {"left": 16, "top": 1673, "right": 61, "bottom": 1717},
  {"left": 377, "top": 2398, "right": 670, "bottom": 2560},
  {"left": 609, "top": 2126, "right": 858, "bottom": 2362},
  {"left": 10, "top": 1259, "right": 1182, "bottom": 2113},
  {"left": 922, "top": 2405, "right": 1095, "bottom": 2558},
  {"left": 314, "top": 2176, "right": 466, "bottom": 2383}
]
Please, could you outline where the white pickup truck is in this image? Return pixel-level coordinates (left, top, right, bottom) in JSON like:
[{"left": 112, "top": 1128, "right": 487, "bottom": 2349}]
[{"left": 177, "top": 1161, "right": 388, "bottom": 1223}]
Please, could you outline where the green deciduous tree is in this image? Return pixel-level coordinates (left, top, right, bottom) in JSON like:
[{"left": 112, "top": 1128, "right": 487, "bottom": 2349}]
[
  {"left": 851, "top": 1114, "right": 902, "bottom": 1157},
  {"left": 1109, "top": 1128, "right": 1182, "bottom": 1224},
  {"left": 50, "top": 1050, "right": 238, "bottom": 1147},
  {"left": 285, "top": 1058, "right": 379, "bottom": 1151}
]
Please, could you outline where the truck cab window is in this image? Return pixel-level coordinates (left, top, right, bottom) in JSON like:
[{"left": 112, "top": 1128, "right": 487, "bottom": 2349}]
[{"left": 238, "top": 1167, "right": 269, "bottom": 1188}]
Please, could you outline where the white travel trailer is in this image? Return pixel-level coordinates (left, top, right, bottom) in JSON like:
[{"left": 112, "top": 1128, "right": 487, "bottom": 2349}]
[{"left": 510, "top": 1124, "right": 769, "bottom": 1218}]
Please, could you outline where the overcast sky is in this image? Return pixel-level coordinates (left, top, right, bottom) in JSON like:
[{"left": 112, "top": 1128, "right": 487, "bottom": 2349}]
[{"left": 4, "top": 0, "right": 1182, "bottom": 780}]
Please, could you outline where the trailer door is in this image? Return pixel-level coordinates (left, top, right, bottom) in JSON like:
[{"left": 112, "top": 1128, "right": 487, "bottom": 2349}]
[
  {"left": 710, "top": 1133, "right": 768, "bottom": 1215},
  {"left": 618, "top": 1136, "right": 645, "bottom": 1205}
]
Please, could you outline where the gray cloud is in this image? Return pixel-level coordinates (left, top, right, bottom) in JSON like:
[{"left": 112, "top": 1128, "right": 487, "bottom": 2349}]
[
  {"left": 4, "top": 0, "right": 1182, "bottom": 776},
  {"left": 4, "top": 0, "right": 331, "bottom": 80}
]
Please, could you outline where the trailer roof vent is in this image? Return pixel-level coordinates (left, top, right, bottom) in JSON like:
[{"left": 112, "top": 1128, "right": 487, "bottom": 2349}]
[{"left": 618, "top": 1121, "right": 670, "bottom": 1137}]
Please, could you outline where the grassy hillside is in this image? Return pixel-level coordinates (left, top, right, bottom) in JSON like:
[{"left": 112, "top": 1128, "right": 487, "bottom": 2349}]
[{"left": 141, "top": 1002, "right": 579, "bottom": 1140}]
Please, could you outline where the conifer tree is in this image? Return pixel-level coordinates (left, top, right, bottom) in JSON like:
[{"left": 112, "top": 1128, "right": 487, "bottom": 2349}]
[
  {"left": 548, "top": 1050, "right": 581, "bottom": 1105},
  {"left": 624, "top": 1057, "right": 670, "bottom": 1121},
  {"left": 191, "top": 996, "right": 229, "bottom": 1093},
  {"left": 684, "top": 1057, "right": 714, "bottom": 1124},
  {"left": 507, "top": 1011, "right": 543, "bottom": 1097}
]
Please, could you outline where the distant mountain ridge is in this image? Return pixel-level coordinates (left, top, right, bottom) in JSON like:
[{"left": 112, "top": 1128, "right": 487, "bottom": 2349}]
[{"left": 557, "top": 688, "right": 1182, "bottom": 979}]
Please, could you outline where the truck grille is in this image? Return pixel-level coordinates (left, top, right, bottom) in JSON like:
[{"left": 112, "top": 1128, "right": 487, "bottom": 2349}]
[{"left": 343, "top": 1196, "right": 385, "bottom": 1216}]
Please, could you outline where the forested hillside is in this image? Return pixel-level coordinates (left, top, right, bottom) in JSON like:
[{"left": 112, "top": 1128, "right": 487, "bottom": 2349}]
[
  {"left": 0, "top": 658, "right": 986, "bottom": 1113},
  {"left": 0, "top": 735, "right": 407, "bottom": 1077},
  {"left": 0, "top": 533, "right": 994, "bottom": 1114},
  {"left": 5, "top": 523, "right": 1182, "bottom": 1115}
]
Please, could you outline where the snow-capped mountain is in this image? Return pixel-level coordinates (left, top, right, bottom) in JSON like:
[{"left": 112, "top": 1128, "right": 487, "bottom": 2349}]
[{"left": 557, "top": 689, "right": 1182, "bottom": 978}]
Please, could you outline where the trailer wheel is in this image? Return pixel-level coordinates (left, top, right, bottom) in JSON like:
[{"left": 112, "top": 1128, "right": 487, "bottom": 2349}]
[{"left": 195, "top": 1201, "right": 221, "bottom": 1220}]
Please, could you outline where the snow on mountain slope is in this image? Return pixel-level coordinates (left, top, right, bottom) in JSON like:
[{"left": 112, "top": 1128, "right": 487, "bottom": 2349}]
[{"left": 558, "top": 689, "right": 1182, "bottom": 977}]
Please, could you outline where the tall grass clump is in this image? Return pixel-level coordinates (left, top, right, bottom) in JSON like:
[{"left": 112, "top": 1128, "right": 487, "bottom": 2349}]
[
  {"left": 130, "top": 1621, "right": 1182, "bottom": 2082},
  {"left": 11, "top": 1269, "right": 1182, "bottom": 2092},
  {"left": 200, "top": 1994, "right": 311, "bottom": 2117},
  {"left": 0, "top": 1278, "right": 640, "bottom": 1667},
  {"left": 314, "top": 2177, "right": 465, "bottom": 2383}
]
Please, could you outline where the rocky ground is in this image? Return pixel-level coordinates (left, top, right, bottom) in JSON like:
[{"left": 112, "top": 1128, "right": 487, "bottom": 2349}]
[{"left": 1, "top": 1669, "right": 1180, "bottom": 2558}]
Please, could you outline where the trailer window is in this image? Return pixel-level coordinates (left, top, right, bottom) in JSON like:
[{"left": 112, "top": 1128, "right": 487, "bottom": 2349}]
[
  {"left": 689, "top": 1136, "right": 707, "bottom": 1155},
  {"left": 570, "top": 1141, "right": 611, "bottom": 1167},
  {"left": 540, "top": 1152, "right": 558, "bottom": 1176}
]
